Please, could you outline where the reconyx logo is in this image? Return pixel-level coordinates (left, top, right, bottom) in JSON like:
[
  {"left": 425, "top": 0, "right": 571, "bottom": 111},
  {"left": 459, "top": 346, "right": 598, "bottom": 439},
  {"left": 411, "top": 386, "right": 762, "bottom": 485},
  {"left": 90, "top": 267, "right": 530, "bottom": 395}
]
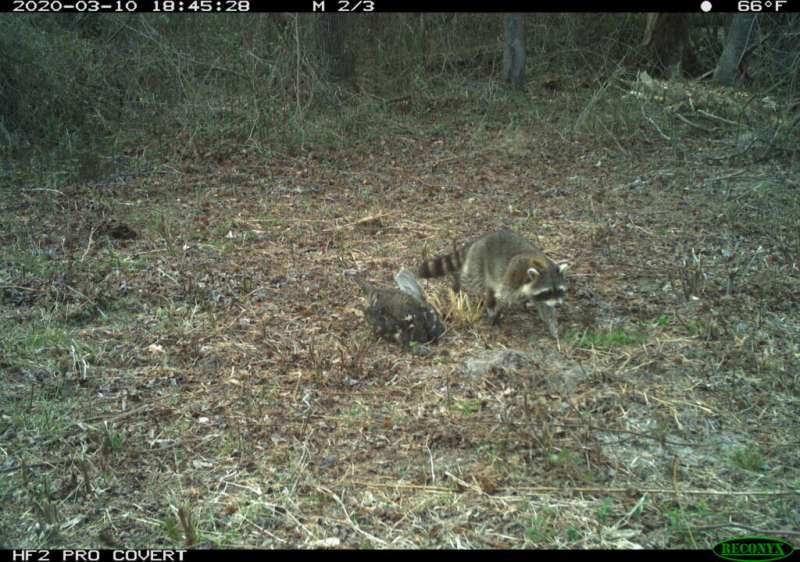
[{"left": 713, "top": 536, "right": 795, "bottom": 562}]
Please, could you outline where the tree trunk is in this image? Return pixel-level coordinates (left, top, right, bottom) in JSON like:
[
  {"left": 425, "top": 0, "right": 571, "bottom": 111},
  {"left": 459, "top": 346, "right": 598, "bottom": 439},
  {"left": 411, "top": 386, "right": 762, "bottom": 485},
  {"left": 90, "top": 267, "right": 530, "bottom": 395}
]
[
  {"left": 417, "top": 14, "right": 428, "bottom": 69},
  {"left": 713, "top": 14, "right": 757, "bottom": 86},
  {"left": 641, "top": 13, "right": 690, "bottom": 79},
  {"left": 318, "top": 14, "right": 355, "bottom": 86},
  {"left": 502, "top": 14, "right": 525, "bottom": 89}
]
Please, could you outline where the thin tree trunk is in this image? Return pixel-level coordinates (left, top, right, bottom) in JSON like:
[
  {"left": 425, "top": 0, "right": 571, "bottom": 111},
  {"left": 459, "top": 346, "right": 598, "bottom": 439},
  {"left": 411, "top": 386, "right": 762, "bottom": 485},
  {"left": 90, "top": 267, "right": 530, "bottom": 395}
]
[
  {"left": 502, "top": 14, "right": 525, "bottom": 89},
  {"left": 713, "top": 14, "right": 757, "bottom": 86},
  {"left": 319, "top": 14, "right": 355, "bottom": 86}
]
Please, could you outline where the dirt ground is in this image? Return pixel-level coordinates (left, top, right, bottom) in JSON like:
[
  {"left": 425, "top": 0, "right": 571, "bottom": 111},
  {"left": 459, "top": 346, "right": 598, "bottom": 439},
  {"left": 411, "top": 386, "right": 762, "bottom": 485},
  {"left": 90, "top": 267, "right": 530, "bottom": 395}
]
[{"left": 1, "top": 99, "right": 799, "bottom": 548}]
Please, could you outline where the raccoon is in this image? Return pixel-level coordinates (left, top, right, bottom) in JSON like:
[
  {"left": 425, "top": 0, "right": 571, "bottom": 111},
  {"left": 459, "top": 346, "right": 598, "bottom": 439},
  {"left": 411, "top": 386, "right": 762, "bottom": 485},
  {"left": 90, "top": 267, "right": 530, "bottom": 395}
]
[
  {"left": 418, "top": 229, "right": 568, "bottom": 338},
  {"left": 348, "top": 269, "right": 444, "bottom": 348}
]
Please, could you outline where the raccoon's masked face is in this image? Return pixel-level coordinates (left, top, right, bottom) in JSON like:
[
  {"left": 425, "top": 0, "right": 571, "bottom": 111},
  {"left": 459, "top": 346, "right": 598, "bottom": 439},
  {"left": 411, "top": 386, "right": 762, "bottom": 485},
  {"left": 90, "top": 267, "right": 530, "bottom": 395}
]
[{"left": 528, "top": 263, "right": 568, "bottom": 307}]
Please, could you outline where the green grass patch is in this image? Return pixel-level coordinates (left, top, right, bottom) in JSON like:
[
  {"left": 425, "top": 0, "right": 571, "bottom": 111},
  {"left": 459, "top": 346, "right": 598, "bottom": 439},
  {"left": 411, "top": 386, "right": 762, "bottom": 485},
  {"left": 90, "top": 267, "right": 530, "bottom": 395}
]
[
  {"left": 7, "top": 398, "right": 70, "bottom": 441},
  {"left": 342, "top": 404, "right": 370, "bottom": 424},
  {"left": 547, "top": 449, "right": 580, "bottom": 468},
  {"left": 1, "top": 247, "right": 59, "bottom": 279},
  {"left": 731, "top": 445, "right": 766, "bottom": 472},
  {"left": 653, "top": 314, "right": 670, "bottom": 328},
  {"left": 99, "top": 249, "right": 148, "bottom": 273},
  {"left": 565, "top": 526, "right": 582, "bottom": 542},
  {"left": 103, "top": 427, "right": 127, "bottom": 456},
  {"left": 254, "top": 214, "right": 286, "bottom": 228},
  {"left": 0, "top": 471, "right": 9, "bottom": 502},
  {"left": 596, "top": 497, "right": 615, "bottom": 523},
  {"left": 683, "top": 320, "right": 704, "bottom": 337},
  {"left": 663, "top": 500, "right": 710, "bottom": 546},
  {"left": 523, "top": 509, "right": 557, "bottom": 544},
  {"left": 450, "top": 398, "right": 482, "bottom": 416},
  {"left": 1, "top": 314, "right": 75, "bottom": 362},
  {"left": 0, "top": 310, "right": 100, "bottom": 381}
]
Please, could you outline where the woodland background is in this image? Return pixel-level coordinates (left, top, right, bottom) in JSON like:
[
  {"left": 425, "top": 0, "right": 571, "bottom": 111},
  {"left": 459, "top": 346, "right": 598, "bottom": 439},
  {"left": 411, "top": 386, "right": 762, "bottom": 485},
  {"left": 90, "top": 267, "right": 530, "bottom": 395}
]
[{"left": 1, "top": 13, "right": 798, "bottom": 549}]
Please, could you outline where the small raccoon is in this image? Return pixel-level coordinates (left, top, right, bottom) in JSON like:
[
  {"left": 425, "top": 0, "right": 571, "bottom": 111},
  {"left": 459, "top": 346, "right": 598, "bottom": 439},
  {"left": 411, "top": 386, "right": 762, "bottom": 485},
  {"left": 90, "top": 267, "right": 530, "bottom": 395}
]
[
  {"left": 348, "top": 269, "right": 444, "bottom": 348},
  {"left": 418, "top": 229, "right": 568, "bottom": 338}
]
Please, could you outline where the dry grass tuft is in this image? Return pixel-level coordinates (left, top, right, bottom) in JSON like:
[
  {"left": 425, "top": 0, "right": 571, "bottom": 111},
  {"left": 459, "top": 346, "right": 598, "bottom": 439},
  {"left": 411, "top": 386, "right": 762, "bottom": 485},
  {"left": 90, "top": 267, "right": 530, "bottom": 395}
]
[{"left": 427, "top": 288, "right": 485, "bottom": 330}]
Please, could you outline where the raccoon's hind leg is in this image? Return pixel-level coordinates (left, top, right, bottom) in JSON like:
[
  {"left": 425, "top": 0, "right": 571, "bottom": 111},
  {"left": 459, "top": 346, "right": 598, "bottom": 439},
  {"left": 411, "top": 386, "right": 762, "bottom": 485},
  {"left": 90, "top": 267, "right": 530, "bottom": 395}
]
[
  {"left": 451, "top": 272, "right": 461, "bottom": 293},
  {"left": 535, "top": 301, "right": 558, "bottom": 339},
  {"left": 485, "top": 290, "right": 501, "bottom": 325}
]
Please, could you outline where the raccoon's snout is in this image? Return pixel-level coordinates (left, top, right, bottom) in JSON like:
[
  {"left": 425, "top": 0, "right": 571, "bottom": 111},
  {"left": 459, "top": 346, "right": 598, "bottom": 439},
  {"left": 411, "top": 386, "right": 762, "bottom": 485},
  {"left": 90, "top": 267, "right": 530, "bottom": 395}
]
[{"left": 532, "top": 287, "right": 566, "bottom": 304}]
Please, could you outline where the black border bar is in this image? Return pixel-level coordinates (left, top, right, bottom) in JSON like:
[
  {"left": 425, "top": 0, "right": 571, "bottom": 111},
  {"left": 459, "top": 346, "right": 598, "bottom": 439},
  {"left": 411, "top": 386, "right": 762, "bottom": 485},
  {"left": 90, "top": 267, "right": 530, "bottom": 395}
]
[
  {"left": 0, "top": 550, "right": 724, "bottom": 561},
  {"left": 2, "top": 0, "right": 796, "bottom": 12}
]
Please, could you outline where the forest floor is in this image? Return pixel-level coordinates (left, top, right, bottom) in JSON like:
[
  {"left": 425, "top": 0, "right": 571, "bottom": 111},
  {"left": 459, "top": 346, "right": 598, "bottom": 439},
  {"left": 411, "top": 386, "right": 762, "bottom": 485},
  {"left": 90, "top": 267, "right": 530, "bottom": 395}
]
[{"left": 1, "top": 86, "right": 799, "bottom": 549}]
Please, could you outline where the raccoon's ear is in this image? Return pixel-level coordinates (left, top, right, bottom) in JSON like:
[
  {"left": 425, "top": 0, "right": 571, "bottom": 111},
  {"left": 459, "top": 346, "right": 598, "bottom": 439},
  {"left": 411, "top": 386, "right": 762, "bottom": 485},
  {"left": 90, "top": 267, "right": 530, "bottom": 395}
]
[
  {"left": 527, "top": 267, "right": 540, "bottom": 279},
  {"left": 558, "top": 263, "right": 569, "bottom": 274}
]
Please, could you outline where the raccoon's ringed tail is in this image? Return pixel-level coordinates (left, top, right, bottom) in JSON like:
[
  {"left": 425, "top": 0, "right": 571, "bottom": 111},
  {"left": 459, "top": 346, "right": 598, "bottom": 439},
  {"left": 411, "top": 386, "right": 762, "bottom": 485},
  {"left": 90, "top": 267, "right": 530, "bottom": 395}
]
[
  {"left": 418, "top": 259, "right": 436, "bottom": 278},
  {"left": 418, "top": 247, "right": 464, "bottom": 278}
]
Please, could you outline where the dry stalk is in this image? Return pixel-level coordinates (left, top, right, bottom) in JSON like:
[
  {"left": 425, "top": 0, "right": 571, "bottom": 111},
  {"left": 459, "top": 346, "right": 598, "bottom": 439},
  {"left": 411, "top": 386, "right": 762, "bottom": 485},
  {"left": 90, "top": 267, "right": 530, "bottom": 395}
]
[
  {"left": 344, "top": 480, "right": 800, "bottom": 497},
  {"left": 675, "top": 248, "right": 706, "bottom": 300},
  {"left": 316, "top": 486, "right": 388, "bottom": 546}
]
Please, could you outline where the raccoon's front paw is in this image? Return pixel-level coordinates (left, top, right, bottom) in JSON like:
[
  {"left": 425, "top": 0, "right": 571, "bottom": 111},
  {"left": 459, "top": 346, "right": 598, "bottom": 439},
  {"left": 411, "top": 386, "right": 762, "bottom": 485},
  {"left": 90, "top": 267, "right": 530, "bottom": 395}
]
[
  {"left": 543, "top": 315, "right": 559, "bottom": 339},
  {"left": 534, "top": 302, "right": 559, "bottom": 339}
]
